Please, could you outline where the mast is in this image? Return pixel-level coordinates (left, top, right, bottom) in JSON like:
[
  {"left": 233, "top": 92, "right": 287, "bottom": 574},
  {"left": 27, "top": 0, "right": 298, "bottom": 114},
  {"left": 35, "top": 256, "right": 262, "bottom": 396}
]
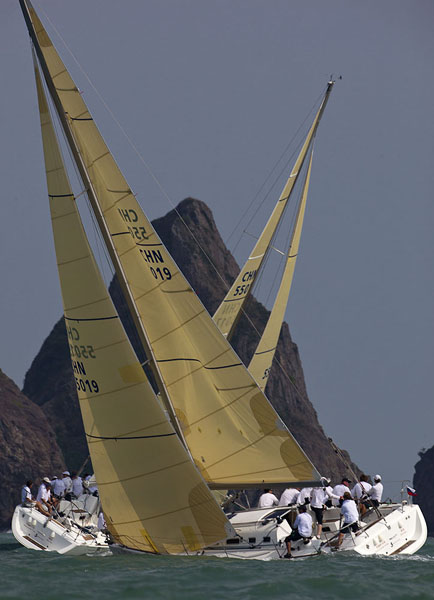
[{"left": 19, "top": 0, "right": 187, "bottom": 450}]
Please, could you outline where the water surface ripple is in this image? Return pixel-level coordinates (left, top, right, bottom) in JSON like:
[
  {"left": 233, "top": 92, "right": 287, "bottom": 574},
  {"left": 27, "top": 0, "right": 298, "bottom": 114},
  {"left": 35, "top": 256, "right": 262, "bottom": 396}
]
[{"left": 2, "top": 533, "right": 433, "bottom": 599}]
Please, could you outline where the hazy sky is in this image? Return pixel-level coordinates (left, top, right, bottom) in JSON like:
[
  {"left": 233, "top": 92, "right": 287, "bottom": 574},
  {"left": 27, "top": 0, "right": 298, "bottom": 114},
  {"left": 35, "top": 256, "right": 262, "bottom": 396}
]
[{"left": 1, "top": 0, "right": 433, "bottom": 499}]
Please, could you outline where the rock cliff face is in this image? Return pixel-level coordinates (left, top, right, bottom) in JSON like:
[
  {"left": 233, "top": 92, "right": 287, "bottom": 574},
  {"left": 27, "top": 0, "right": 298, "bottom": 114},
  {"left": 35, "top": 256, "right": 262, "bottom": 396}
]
[
  {"left": 0, "top": 369, "right": 65, "bottom": 529},
  {"left": 413, "top": 447, "right": 434, "bottom": 535},
  {"left": 22, "top": 198, "right": 360, "bottom": 482}
]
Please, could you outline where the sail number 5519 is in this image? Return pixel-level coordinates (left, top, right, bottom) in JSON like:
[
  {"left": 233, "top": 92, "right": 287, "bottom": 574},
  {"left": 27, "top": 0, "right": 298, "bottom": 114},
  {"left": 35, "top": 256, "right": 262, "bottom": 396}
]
[
  {"left": 150, "top": 266, "right": 172, "bottom": 281},
  {"left": 75, "top": 377, "right": 99, "bottom": 393}
]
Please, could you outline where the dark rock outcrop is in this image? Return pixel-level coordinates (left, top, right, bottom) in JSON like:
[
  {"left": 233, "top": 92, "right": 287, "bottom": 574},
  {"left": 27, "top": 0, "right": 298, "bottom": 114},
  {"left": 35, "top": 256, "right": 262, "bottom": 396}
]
[
  {"left": 22, "top": 320, "right": 89, "bottom": 469},
  {"left": 413, "top": 447, "right": 434, "bottom": 535},
  {"left": 0, "top": 369, "right": 65, "bottom": 529},
  {"left": 22, "top": 197, "right": 360, "bottom": 481}
]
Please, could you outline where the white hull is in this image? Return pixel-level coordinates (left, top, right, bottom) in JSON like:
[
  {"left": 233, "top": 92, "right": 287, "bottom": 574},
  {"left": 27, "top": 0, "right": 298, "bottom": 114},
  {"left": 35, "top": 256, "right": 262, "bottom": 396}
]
[
  {"left": 336, "top": 503, "right": 427, "bottom": 556},
  {"left": 12, "top": 505, "right": 110, "bottom": 556},
  {"left": 197, "top": 503, "right": 427, "bottom": 560}
]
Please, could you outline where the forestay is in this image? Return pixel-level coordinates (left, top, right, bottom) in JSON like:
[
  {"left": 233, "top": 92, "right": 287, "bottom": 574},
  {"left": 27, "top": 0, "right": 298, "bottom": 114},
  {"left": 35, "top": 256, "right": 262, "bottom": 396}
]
[
  {"left": 25, "top": 2, "right": 321, "bottom": 489},
  {"left": 248, "top": 149, "right": 314, "bottom": 390},
  {"left": 213, "top": 83, "right": 333, "bottom": 341},
  {"left": 33, "top": 55, "right": 232, "bottom": 554}
]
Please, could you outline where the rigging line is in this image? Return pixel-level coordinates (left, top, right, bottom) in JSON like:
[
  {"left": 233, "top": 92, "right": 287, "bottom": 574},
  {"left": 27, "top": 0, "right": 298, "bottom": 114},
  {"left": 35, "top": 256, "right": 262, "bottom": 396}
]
[
  {"left": 227, "top": 87, "right": 326, "bottom": 255},
  {"left": 240, "top": 134, "right": 310, "bottom": 312}
]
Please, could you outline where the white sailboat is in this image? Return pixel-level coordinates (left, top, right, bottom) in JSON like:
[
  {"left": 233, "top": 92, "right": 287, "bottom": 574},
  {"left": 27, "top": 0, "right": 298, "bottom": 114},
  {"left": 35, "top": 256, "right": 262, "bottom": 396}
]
[
  {"left": 12, "top": 491, "right": 109, "bottom": 555},
  {"left": 15, "top": 0, "right": 427, "bottom": 559}
]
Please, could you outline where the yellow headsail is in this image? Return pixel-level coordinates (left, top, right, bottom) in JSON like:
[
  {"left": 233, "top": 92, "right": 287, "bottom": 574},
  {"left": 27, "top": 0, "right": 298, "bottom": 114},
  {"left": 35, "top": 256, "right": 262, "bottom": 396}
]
[
  {"left": 213, "top": 83, "right": 333, "bottom": 341},
  {"left": 23, "top": 1, "right": 321, "bottom": 488},
  {"left": 248, "top": 149, "right": 314, "bottom": 390},
  {"left": 33, "top": 54, "right": 232, "bottom": 553}
]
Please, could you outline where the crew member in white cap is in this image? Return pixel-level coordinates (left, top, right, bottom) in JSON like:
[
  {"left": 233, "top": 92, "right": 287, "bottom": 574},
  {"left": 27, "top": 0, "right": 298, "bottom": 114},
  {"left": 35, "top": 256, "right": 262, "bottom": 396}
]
[
  {"left": 367, "top": 475, "right": 383, "bottom": 507},
  {"left": 62, "top": 471, "right": 72, "bottom": 496},
  {"left": 36, "top": 477, "right": 53, "bottom": 516},
  {"left": 51, "top": 475, "right": 66, "bottom": 499}
]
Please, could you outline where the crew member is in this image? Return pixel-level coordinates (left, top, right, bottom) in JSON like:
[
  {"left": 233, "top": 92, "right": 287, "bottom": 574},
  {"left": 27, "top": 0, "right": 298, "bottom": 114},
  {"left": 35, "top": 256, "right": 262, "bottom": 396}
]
[
  {"left": 71, "top": 472, "right": 84, "bottom": 498},
  {"left": 62, "top": 471, "right": 72, "bottom": 498},
  {"left": 310, "top": 486, "right": 330, "bottom": 537},
  {"left": 352, "top": 474, "right": 371, "bottom": 515},
  {"left": 278, "top": 487, "right": 300, "bottom": 507},
  {"left": 258, "top": 489, "right": 279, "bottom": 508},
  {"left": 331, "top": 478, "right": 352, "bottom": 506},
  {"left": 21, "top": 480, "right": 35, "bottom": 506},
  {"left": 335, "top": 491, "right": 359, "bottom": 547},
  {"left": 36, "top": 477, "right": 53, "bottom": 516},
  {"left": 367, "top": 474, "right": 383, "bottom": 507},
  {"left": 297, "top": 487, "right": 312, "bottom": 505},
  {"left": 284, "top": 505, "right": 313, "bottom": 558},
  {"left": 51, "top": 475, "right": 66, "bottom": 499}
]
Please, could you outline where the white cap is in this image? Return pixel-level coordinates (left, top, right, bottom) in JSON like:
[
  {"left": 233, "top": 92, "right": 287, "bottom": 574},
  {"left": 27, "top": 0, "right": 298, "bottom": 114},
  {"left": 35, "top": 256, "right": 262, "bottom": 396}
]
[
  {"left": 374, "top": 474, "right": 382, "bottom": 481},
  {"left": 62, "top": 470, "right": 70, "bottom": 476},
  {"left": 52, "top": 475, "right": 57, "bottom": 480},
  {"left": 42, "top": 477, "right": 51, "bottom": 484}
]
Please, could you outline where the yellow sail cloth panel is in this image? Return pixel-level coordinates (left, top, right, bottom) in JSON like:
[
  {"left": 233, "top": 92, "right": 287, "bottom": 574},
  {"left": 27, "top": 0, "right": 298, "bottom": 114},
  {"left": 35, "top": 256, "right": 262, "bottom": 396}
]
[
  {"left": 249, "top": 150, "right": 313, "bottom": 391},
  {"left": 28, "top": 4, "right": 320, "bottom": 487},
  {"left": 33, "top": 57, "right": 232, "bottom": 554},
  {"left": 213, "top": 83, "right": 334, "bottom": 341}
]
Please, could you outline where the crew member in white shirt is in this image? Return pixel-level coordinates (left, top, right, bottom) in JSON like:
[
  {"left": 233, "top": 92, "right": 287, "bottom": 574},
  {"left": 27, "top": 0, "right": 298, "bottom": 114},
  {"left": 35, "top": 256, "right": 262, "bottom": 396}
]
[
  {"left": 36, "top": 477, "right": 53, "bottom": 516},
  {"left": 367, "top": 474, "right": 383, "bottom": 508},
  {"left": 284, "top": 505, "right": 313, "bottom": 558},
  {"left": 21, "top": 480, "right": 35, "bottom": 506},
  {"left": 278, "top": 487, "right": 300, "bottom": 507},
  {"left": 62, "top": 471, "right": 72, "bottom": 496},
  {"left": 258, "top": 489, "right": 279, "bottom": 508},
  {"left": 352, "top": 474, "right": 372, "bottom": 516},
  {"left": 331, "top": 478, "right": 352, "bottom": 506},
  {"left": 310, "top": 486, "right": 330, "bottom": 537},
  {"left": 71, "top": 472, "right": 84, "bottom": 498},
  {"left": 335, "top": 492, "right": 359, "bottom": 547},
  {"left": 51, "top": 476, "right": 66, "bottom": 499},
  {"left": 297, "top": 487, "right": 312, "bottom": 505}
]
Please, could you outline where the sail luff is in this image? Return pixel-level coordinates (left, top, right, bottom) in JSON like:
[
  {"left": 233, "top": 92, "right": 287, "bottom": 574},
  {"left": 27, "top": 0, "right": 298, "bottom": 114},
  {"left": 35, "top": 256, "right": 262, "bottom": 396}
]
[
  {"left": 248, "top": 148, "right": 314, "bottom": 390},
  {"left": 19, "top": 0, "right": 187, "bottom": 452},
  {"left": 24, "top": 1, "right": 322, "bottom": 487},
  {"left": 32, "top": 53, "right": 233, "bottom": 554},
  {"left": 213, "top": 81, "right": 334, "bottom": 341}
]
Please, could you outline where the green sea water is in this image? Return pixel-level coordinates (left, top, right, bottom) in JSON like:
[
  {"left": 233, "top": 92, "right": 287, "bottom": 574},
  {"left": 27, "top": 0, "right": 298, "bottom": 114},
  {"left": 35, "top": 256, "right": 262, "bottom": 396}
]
[{"left": 2, "top": 532, "right": 434, "bottom": 600}]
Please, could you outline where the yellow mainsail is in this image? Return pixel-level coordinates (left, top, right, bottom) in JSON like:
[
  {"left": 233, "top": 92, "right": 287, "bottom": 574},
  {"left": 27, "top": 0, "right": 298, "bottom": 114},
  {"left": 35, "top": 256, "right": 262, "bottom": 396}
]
[
  {"left": 213, "top": 83, "right": 333, "bottom": 341},
  {"left": 33, "top": 54, "right": 232, "bottom": 554},
  {"left": 23, "top": 0, "right": 321, "bottom": 489},
  {"left": 248, "top": 149, "right": 314, "bottom": 391}
]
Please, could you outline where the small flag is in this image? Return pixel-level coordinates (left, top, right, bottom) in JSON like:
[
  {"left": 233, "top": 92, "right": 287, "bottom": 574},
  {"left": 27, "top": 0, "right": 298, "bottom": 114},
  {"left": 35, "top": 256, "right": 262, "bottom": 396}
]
[{"left": 407, "top": 486, "right": 417, "bottom": 497}]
